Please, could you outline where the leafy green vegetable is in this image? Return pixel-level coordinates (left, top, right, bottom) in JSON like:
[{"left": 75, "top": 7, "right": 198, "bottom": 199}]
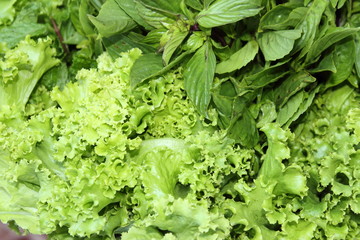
[
  {"left": 216, "top": 40, "right": 258, "bottom": 74},
  {"left": 0, "top": 36, "right": 59, "bottom": 110},
  {"left": 0, "top": 0, "right": 360, "bottom": 239},
  {"left": 0, "top": 0, "right": 16, "bottom": 25},
  {"left": 88, "top": 0, "right": 137, "bottom": 37},
  {"left": 196, "top": 0, "right": 262, "bottom": 28},
  {"left": 184, "top": 41, "right": 216, "bottom": 116},
  {"left": 257, "top": 29, "right": 301, "bottom": 61}
]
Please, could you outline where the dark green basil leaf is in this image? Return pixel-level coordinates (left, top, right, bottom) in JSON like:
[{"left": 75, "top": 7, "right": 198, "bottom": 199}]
[
  {"left": 114, "top": 0, "right": 153, "bottom": 30},
  {"left": 294, "top": 0, "right": 328, "bottom": 57},
  {"left": 326, "top": 38, "right": 356, "bottom": 88},
  {"left": 88, "top": 0, "right": 137, "bottom": 37},
  {"left": 135, "top": 1, "right": 176, "bottom": 29},
  {"left": 216, "top": 40, "right": 258, "bottom": 74},
  {"left": 305, "top": 28, "right": 359, "bottom": 65},
  {"left": 257, "top": 29, "right": 301, "bottom": 61},
  {"left": 277, "top": 91, "right": 304, "bottom": 126},
  {"left": 185, "top": 0, "right": 202, "bottom": 10},
  {"left": 355, "top": 37, "right": 360, "bottom": 79},
  {"left": 103, "top": 33, "right": 156, "bottom": 59},
  {"left": 228, "top": 108, "right": 259, "bottom": 148},
  {"left": 184, "top": 42, "right": 216, "bottom": 116},
  {"left": 196, "top": 0, "right": 262, "bottom": 28},
  {"left": 308, "top": 51, "right": 337, "bottom": 74},
  {"left": 266, "top": 71, "right": 316, "bottom": 107},
  {"left": 241, "top": 61, "right": 290, "bottom": 90},
  {"left": 163, "top": 31, "right": 188, "bottom": 65},
  {"left": 40, "top": 63, "right": 69, "bottom": 90},
  {"left": 130, "top": 53, "right": 163, "bottom": 88},
  {"left": 139, "top": 0, "right": 182, "bottom": 14},
  {"left": 259, "top": 4, "right": 302, "bottom": 31}
]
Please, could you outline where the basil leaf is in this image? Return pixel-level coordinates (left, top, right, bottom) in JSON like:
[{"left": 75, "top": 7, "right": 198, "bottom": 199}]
[
  {"left": 308, "top": 51, "right": 337, "bottom": 74},
  {"left": 196, "top": 0, "right": 262, "bottom": 28},
  {"left": 266, "top": 71, "right": 316, "bottom": 107},
  {"left": 355, "top": 37, "right": 360, "bottom": 79},
  {"left": 241, "top": 61, "right": 290, "bottom": 90},
  {"left": 305, "top": 28, "right": 360, "bottom": 65},
  {"left": 135, "top": 1, "right": 175, "bottom": 29},
  {"left": 163, "top": 31, "right": 188, "bottom": 65},
  {"left": 103, "top": 33, "right": 156, "bottom": 59},
  {"left": 294, "top": 0, "right": 328, "bottom": 57},
  {"left": 257, "top": 29, "right": 301, "bottom": 61},
  {"left": 0, "top": 3, "right": 47, "bottom": 48},
  {"left": 131, "top": 51, "right": 191, "bottom": 88},
  {"left": 139, "top": 0, "right": 182, "bottom": 14},
  {"left": 0, "top": 23, "right": 47, "bottom": 49},
  {"left": 40, "top": 63, "right": 69, "bottom": 90},
  {"left": 282, "top": 87, "right": 319, "bottom": 128},
  {"left": 277, "top": 91, "right": 304, "bottom": 126},
  {"left": 88, "top": 0, "right": 137, "bottom": 37},
  {"left": 259, "top": 5, "right": 299, "bottom": 31},
  {"left": 114, "top": 0, "right": 153, "bottom": 30},
  {"left": 216, "top": 40, "right": 258, "bottom": 74},
  {"left": 184, "top": 42, "right": 216, "bottom": 116},
  {"left": 228, "top": 108, "right": 259, "bottom": 148},
  {"left": 185, "top": 0, "right": 202, "bottom": 10},
  {"left": 130, "top": 53, "right": 164, "bottom": 88},
  {"left": 326, "top": 38, "right": 356, "bottom": 88},
  {"left": 184, "top": 32, "right": 206, "bottom": 53}
]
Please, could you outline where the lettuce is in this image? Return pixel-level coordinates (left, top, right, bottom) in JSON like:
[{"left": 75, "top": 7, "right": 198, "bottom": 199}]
[
  {"left": 1, "top": 0, "right": 360, "bottom": 239},
  {"left": 0, "top": 49, "right": 254, "bottom": 239}
]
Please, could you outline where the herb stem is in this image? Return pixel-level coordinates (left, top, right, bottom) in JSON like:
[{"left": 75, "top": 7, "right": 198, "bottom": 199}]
[{"left": 50, "top": 18, "right": 70, "bottom": 55}]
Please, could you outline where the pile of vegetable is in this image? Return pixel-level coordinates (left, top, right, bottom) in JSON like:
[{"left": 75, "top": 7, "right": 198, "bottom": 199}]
[{"left": 0, "top": 0, "right": 359, "bottom": 239}]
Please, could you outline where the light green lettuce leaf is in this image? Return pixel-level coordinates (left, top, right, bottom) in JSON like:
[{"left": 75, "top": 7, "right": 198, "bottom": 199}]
[
  {"left": 0, "top": 36, "right": 59, "bottom": 111},
  {"left": 0, "top": 0, "right": 16, "bottom": 25}
]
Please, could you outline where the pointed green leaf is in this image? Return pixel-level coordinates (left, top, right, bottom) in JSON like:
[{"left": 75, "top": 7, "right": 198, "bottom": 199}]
[
  {"left": 259, "top": 5, "right": 298, "bottom": 31},
  {"left": 356, "top": 37, "right": 360, "bottom": 79},
  {"left": 130, "top": 53, "right": 163, "bottom": 88},
  {"left": 88, "top": 0, "right": 137, "bottom": 37},
  {"left": 196, "top": 0, "right": 262, "bottom": 28},
  {"left": 216, "top": 40, "right": 258, "bottom": 74},
  {"left": 114, "top": 0, "right": 153, "bottom": 30},
  {"left": 277, "top": 91, "right": 304, "bottom": 126},
  {"left": 326, "top": 38, "right": 356, "bottom": 88},
  {"left": 305, "top": 27, "right": 360, "bottom": 64},
  {"left": 241, "top": 61, "right": 290, "bottom": 89},
  {"left": 184, "top": 42, "right": 216, "bottom": 116},
  {"left": 294, "top": 0, "right": 328, "bottom": 57},
  {"left": 258, "top": 29, "right": 301, "bottom": 61},
  {"left": 163, "top": 31, "right": 188, "bottom": 65},
  {"left": 308, "top": 51, "right": 337, "bottom": 73},
  {"left": 185, "top": 0, "right": 202, "bottom": 10},
  {"left": 228, "top": 108, "right": 259, "bottom": 147},
  {"left": 135, "top": 1, "right": 176, "bottom": 29},
  {"left": 103, "top": 33, "right": 156, "bottom": 59},
  {"left": 139, "top": 0, "right": 182, "bottom": 14},
  {"left": 266, "top": 71, "right": 316, "bottom": 107}
]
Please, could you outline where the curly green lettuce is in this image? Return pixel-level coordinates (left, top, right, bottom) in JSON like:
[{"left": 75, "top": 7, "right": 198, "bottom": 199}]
[{"left": 0, "top": 48, "right": 255, "bottom": 239}]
